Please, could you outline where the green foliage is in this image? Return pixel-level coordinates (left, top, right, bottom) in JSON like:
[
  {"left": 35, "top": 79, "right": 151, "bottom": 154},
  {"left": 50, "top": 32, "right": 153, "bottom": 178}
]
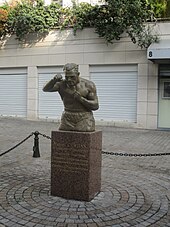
[
  {"left": 165, "top": 0, "right": 170, "bottom": 17},
  {"left": 147, "top": 0, "right": 168, "bottom": 18},
  {"left": 89, "top": 0, "right": 158, "bottom": 48},
  {"left": 0, "top": 5, "right": 10, "bottom": 38},
  {"left": 164, "top": 0, "right": 170, "bottom": 17},
  {"left": 5, "top": 0, "right": 62, "bottom": 40},
  {"left": 0, "top": 0, "right": 165, "bottom": 47},
  {"left": 60, "top": 2, "right": 94, "bottom": 34}
]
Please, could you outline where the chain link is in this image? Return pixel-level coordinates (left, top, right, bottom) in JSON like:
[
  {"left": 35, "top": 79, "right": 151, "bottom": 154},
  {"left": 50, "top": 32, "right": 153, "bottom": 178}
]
[
  {"left": 102, "top": 150, "right": 170, "bottom": 157},
  {"left": 38, "top": 132, "right": 170, "bottom": 157},
  {"left": 0, "top": 132, "right": 34, "bottom": 157},
  {"left": 39, "top": 132, "right": 170, "bottom": 157},
  {"left": 38, "top": 132, "right": 51, "bottom": 140},
  {"left": 1, "top": 130, "right": 169, "bottom": 158},
  {"left": 0, "top": 131, "right": 51, "bottom": 157}
]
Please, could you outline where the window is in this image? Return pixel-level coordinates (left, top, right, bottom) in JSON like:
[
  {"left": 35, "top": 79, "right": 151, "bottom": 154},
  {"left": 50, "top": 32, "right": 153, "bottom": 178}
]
[{"left": 163, "top": 81, "right": 170, "bottom": 98}]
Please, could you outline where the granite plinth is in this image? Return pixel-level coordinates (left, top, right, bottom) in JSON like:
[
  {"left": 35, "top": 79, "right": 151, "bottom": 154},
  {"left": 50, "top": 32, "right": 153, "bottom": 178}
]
[{"left": 51, "top": 130, "right": 102, "bottom": 201}]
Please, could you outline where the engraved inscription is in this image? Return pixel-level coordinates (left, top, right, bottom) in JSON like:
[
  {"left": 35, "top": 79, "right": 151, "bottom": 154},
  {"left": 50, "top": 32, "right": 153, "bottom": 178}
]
[
  {"left": 52, "top": 141, "right": 89, "bottom": 150},
  {"left": 51, "top": 163, "right": 88, "bottom": 173},
  {"left": 52, "top": 147, "right": 88, "bottom": 159},
  {"left": 52, "top": 151, "right": 89, "bottom": 173}
]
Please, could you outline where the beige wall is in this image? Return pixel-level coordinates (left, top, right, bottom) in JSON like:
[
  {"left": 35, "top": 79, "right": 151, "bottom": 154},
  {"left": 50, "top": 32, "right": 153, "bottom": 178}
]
[{"left": 0, "top": 23, "right": 170, "bottom": 129}]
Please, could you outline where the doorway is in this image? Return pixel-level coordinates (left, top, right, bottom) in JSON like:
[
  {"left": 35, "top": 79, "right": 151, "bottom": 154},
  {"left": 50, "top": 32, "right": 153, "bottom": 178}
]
[{"left": 158, "top": 65, "right": 170, "bottom": 128}]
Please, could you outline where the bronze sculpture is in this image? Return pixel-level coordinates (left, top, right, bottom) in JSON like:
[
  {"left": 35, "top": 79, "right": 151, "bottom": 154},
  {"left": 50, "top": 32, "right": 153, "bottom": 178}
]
[{"left": 43, "top": 63, "right": 99, "bottom": 132}]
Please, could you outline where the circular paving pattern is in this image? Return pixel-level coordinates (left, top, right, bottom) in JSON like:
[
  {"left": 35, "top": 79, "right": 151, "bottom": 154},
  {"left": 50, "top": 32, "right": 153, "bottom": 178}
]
[{"left": 0, "top": 165, "right": 170, "bottom": 227}]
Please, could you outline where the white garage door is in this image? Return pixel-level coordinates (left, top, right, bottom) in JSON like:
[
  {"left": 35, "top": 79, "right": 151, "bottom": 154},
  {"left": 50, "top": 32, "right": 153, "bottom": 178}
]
[
  {"left": 0, "top": 68, "right": 27, "bottom": 117},
  {"left": 90, "top": 65, "right": 138, "bottom": 122},
  {"left": 38, "top": 66, "right": 64, "bottom": 119}
]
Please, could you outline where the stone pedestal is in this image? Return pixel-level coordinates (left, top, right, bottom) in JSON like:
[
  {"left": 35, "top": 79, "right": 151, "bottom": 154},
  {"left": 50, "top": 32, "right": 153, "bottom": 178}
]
[{"left": 51, "top": 130, "right": 102, "bottom": 201}]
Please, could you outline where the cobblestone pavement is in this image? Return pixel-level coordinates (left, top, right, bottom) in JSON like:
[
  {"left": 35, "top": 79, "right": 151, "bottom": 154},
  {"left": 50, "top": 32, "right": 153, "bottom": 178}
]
[{"left": 0, "top": 117, "right": 170, "bottom": 227}]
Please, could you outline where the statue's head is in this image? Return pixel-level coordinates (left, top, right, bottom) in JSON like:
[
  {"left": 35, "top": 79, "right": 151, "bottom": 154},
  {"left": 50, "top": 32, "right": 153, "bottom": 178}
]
[{"left": 63, "top": 63, "right": 80, "bottom": 87}]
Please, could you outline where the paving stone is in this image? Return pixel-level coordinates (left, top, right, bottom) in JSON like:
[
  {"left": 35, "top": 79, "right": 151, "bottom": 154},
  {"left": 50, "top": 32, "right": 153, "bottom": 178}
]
[
  {"left": 25, "top": 222, "right": 36, "bottom": 227},
  {"left": 67, "top": 224, "right": 78, "bottom": 227},
  {"left": 0, "top": 118, "right": 170, "bottom": 226}
]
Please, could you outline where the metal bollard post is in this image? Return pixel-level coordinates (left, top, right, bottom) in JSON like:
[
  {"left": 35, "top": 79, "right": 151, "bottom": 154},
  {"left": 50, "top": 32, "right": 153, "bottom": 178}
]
[{"left": 33, "top": 131, "right": 40, "bottom": 158}]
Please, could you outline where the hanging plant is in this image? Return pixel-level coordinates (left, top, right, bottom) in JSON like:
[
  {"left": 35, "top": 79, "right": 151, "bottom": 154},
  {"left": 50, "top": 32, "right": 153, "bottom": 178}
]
[
  {"left": 0, "top": 8, "right": 9, "bottom": 38},
  {"left": 6, "top": 0, "right": 62, "bottom": 40},
  {"left": 0, "top": 0, "right": 163, "bottom": 47}
]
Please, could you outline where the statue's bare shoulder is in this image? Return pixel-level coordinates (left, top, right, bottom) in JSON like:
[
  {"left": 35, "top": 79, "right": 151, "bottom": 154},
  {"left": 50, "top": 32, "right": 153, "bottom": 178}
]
[{"left": 80, "top": 78, "right": 97, "bottom": 91}]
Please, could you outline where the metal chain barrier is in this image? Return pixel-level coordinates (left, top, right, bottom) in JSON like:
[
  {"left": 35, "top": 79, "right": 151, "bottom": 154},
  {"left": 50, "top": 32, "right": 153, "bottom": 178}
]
[
  {"left": 39, "top": 132, "right": 170, "bottom": 157},
  {"left": 102, "top": 150, "right": 170, "bottom": 157},
  {"left": 38, "top": 132, "right": 51, "bottom": 140},
  {"left": 0, "top": 132, "right": 34, "bottom": 157},
  {"left": 1, "top": 131, "right": 170, "bottom": 158},
  {"left": 0, "top": 131, "right": 51, "bottom": 158}
]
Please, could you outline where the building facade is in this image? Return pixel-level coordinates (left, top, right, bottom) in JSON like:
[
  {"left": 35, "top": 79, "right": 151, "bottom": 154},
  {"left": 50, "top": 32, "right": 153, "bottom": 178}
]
[{"left": 0, "top": 22, "right": 170, "bottom": 129}]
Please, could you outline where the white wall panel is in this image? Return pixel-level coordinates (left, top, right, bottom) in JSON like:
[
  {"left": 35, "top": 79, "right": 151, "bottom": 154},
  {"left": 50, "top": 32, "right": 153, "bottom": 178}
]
[
  {"left": 90, "top": 65, "right": 138, "bottom": 122},
  {"left": 38, "top": 66, "right": 64, "bottom": 120},
  {"left": 0, "top": 68, "right": 27, "bottom": 117}
]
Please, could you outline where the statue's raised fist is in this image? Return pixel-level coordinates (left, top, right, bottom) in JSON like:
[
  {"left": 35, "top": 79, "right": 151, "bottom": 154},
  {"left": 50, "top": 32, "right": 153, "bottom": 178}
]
[{"left": 54, "top": 74, "right": 63, "bottom": 82}]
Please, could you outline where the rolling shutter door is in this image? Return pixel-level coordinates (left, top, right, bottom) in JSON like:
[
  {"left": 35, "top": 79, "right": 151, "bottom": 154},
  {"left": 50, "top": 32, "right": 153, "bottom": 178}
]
[
  {"left": 90, "top": 65, "right": 138, "bottom": 122},
  {"left": 38, "top": 66, "right": 64, "bottom": 119},
  {"left": 0, "top": 68, "right": 27, "bottom": 117}
]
